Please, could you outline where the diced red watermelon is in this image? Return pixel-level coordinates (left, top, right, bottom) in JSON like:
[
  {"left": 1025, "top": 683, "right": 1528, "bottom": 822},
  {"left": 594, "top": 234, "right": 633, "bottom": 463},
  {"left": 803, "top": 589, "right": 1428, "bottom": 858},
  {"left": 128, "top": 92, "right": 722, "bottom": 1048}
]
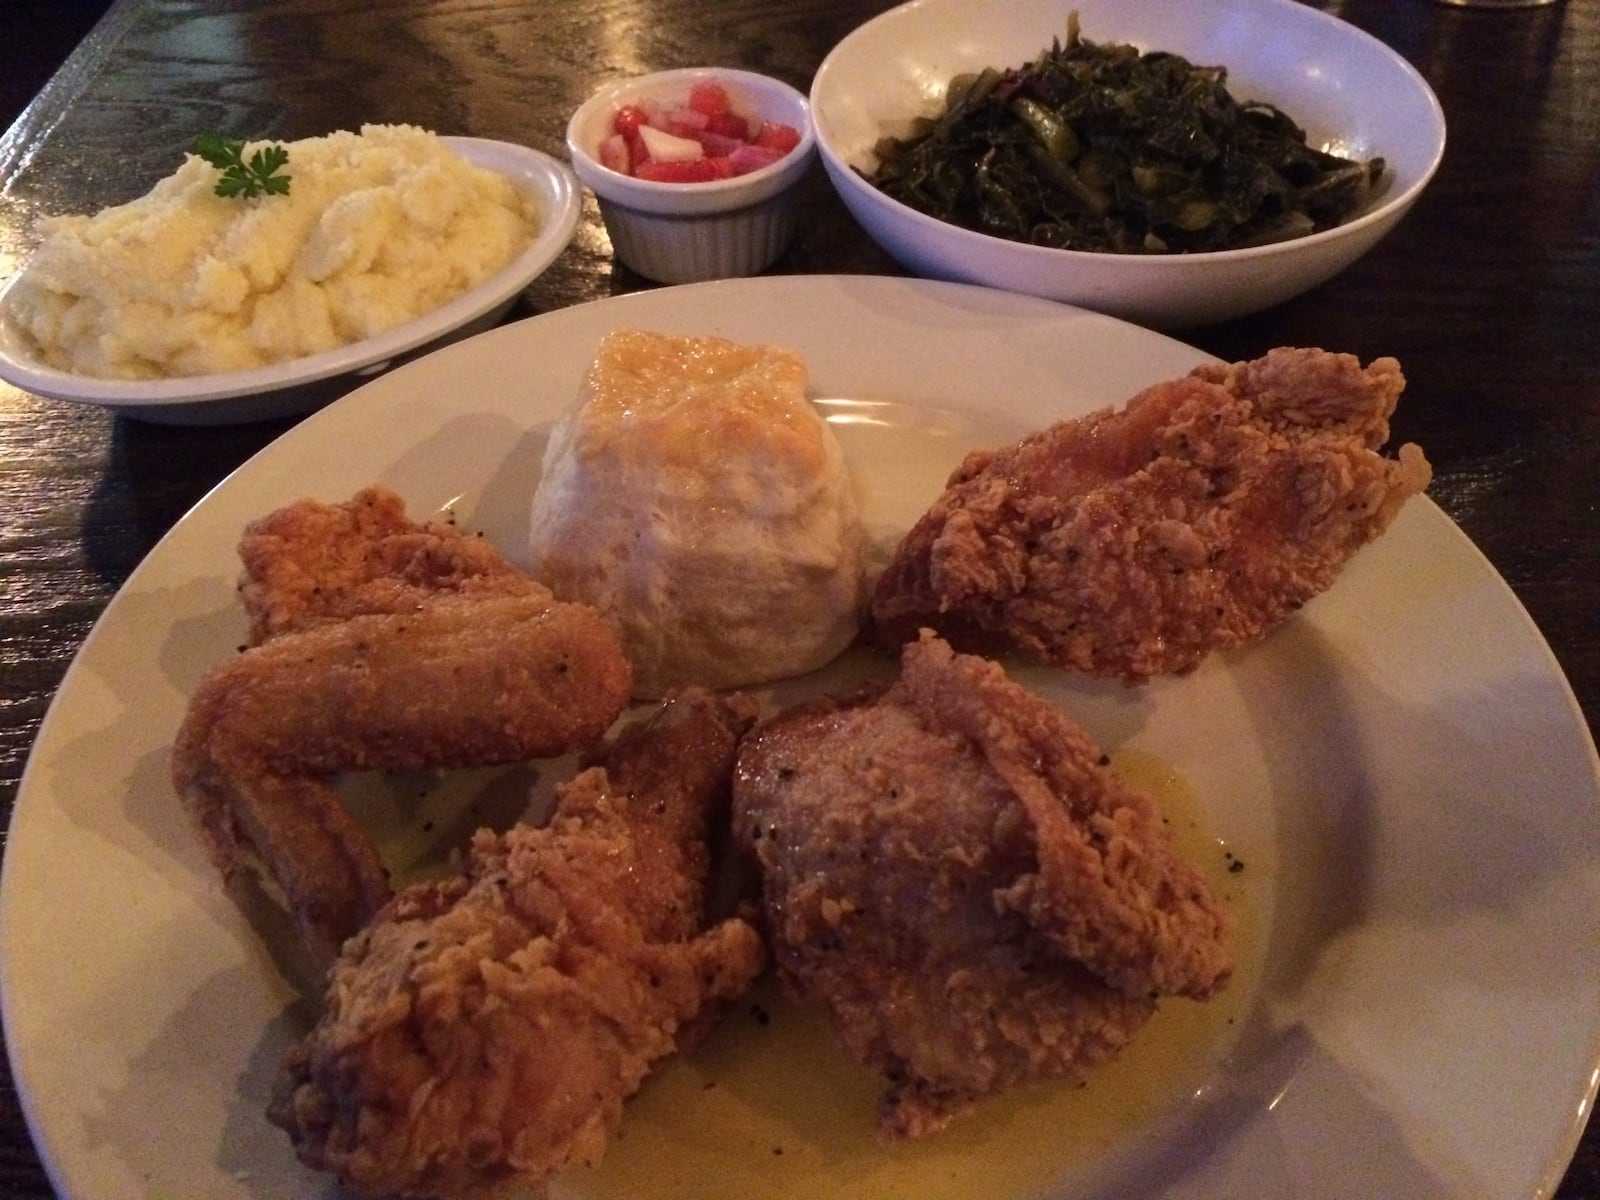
[
  {"left": 636, "top": 156, "right": 732, "bottom": 183},
  {"left": 598, "top": 80, "right": 802, "bottom": 183},
  {"left": 612, "top": 104, "right": 650, "bottom": 138},
  {"left": 687, "top": 81, "right": 732, "bottom": 116},
  {"left": 752, "top": 121, "right": 802, "bottom": 154},
  {"left": 705, "top": 110, "right": 750, "bottom": 141}
]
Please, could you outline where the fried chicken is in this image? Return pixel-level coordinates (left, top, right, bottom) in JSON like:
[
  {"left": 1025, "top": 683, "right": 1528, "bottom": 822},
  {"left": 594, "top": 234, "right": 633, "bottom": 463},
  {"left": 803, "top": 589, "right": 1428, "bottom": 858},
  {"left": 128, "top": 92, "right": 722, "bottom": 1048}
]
[
  {"left": 269, "top": 690, "right": 766, "bottom": 1200},
  {"left": 870, "top": 348, "right": 1432, "bottom": 679},
  {"left": 238, "top": 485, "right": 537, "bottom": 645},
  {"left": 732, "top": 633, "right": 1231, "bottom": 1138},
  {"left": 173, "top": 488, "right": 632, "bottom": 959}
]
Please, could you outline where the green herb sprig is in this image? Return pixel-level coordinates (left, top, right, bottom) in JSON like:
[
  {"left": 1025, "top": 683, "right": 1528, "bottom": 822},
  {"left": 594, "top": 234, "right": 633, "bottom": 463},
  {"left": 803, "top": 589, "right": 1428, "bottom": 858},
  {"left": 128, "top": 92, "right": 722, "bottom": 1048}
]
[{"left": 193, "top": 133, "right": 292, "bottom": 199}]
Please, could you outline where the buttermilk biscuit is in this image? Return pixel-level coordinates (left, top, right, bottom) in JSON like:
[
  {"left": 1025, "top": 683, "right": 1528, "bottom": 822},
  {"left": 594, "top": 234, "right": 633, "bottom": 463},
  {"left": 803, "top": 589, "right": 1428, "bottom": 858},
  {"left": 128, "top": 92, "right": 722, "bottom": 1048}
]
[{"left": 528, "top": 330, "right": 865, "bottom": 698}]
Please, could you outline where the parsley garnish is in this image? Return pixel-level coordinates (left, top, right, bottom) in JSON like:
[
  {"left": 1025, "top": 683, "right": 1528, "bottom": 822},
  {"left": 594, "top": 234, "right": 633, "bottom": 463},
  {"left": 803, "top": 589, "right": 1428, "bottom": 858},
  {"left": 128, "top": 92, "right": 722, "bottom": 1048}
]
[{"left": 192, "top": 133, "right": 292, "bottom": 199}]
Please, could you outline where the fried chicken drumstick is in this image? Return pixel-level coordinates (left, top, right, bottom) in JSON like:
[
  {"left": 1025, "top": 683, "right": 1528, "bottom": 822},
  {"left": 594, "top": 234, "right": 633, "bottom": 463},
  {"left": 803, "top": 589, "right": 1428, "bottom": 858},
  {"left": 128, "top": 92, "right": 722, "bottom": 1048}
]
[
  {"left": 733, "top": 634, "right": 1231, "bottom": 1138},
  {"left": 269, "top": 690, "right": 766, "bottom": 1200},
  {"left": 871, "top": 348, "right": 1432, "bottom": 679},
  {"left": 171, "top": 488, "right": 632, "bottom": 959}
]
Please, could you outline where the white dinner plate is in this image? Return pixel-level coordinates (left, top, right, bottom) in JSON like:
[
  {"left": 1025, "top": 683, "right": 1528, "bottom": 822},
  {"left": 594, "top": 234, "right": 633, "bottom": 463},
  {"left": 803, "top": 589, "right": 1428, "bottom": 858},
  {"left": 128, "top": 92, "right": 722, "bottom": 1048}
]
[
  {"left": 0, "top": 137, "right": 580, "bottom": 426},
  {"left": 3, "top": 276, "right": 1597, "bottom": 1200}
]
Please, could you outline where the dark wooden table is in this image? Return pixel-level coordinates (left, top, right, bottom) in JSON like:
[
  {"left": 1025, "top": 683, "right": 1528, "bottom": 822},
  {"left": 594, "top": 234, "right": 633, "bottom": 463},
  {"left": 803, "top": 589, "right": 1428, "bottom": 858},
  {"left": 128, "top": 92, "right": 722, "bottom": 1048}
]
[{"left": 1, "top": 1, "right": 1595, "bottom": 1197}]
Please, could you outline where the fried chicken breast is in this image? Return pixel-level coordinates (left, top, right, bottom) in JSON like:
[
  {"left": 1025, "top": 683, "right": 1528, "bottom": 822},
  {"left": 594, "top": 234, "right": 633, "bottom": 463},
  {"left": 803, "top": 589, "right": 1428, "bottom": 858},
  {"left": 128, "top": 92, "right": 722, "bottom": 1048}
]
[
  {"left": 870, "top": 348, "right": 1432, "bottom": 679},
  {"left": 270, "top": 690, "right": 766, "bottom": 1199},
  {"left": 733, "top": 634, "right": 1231, "bottom": 1138}
]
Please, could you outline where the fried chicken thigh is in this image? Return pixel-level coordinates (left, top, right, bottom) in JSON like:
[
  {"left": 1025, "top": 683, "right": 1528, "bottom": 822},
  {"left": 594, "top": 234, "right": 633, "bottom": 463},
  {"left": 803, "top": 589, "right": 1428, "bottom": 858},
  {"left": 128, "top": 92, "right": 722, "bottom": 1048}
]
[
  {"left": 172, "top": 488, "right": 632, "bottom": 959},
  {"left": 270, "top": 690, "right": 766, "bottom": 1199},
  {"left": 733, "top": 634, "right": 1231, "bottom": 1138},
  {"left": 871, "top": 348, "right": 1432, "bottom": 679}
]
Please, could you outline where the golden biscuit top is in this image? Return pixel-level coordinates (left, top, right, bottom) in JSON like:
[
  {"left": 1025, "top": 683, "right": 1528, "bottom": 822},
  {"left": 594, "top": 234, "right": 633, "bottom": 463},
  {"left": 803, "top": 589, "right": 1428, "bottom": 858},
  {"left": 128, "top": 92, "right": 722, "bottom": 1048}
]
[{"left": 574, "top": 330, "right": 826, "bottom": 477}]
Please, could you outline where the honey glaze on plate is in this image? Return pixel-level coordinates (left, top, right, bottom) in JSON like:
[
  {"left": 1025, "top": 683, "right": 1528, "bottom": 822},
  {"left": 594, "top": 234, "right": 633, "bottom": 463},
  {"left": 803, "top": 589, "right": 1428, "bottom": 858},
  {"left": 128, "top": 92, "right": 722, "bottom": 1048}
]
[{"left": 553, "top": 751, "right": 1266, "bottom": 1200}]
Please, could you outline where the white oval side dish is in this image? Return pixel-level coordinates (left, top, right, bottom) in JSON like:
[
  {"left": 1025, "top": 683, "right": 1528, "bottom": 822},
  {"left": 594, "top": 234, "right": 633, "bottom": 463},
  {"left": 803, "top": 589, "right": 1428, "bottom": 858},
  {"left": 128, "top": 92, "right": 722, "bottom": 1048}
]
[{"left": 0, "top": 137, "right": 581, "bottom": 425}]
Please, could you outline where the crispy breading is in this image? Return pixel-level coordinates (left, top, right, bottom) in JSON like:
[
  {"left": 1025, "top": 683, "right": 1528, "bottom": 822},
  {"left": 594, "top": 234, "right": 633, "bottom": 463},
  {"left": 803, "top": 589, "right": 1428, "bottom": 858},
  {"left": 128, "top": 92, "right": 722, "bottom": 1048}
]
[
  {"left": 733, "top": 634, "right": 1230, "bottom": 1138},
  {"left": 237, "top": 485, "right": 538, "bottom": 645},
  {"left": 269, "top": 691, "right": 765, "bottom": 1199},
  {"left": 870, "top": 348, "right": 1431, "bottom": 679},
  {"left": 174, "top": 487, "right": 632, "bottom": 960},
  {"left": 172, "top": 591, "right": 633, "bottom": 958}
]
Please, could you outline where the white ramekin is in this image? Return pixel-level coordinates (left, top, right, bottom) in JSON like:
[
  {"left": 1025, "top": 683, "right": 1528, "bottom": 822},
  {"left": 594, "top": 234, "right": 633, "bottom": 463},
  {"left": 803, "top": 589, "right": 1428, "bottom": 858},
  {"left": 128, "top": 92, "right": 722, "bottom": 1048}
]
[{"left": 566, "top": 67, "right": 817, "bottom": 284}]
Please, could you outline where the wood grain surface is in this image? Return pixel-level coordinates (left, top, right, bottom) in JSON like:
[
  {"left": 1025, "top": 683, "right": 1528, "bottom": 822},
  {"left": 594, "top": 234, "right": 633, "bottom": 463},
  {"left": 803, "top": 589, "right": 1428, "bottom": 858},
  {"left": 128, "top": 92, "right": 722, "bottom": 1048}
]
[{"left": 0, "top": 1, "right": 1595, "bottom": 1197}]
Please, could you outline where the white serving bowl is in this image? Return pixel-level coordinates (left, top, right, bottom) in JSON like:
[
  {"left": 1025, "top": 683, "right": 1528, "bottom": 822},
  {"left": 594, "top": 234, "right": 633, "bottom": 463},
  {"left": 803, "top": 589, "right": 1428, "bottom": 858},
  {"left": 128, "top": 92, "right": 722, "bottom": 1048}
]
[
  {"left": 0, "top": 138, "right": 581, "bottom": 425},
  {"left": 811, "top": 0, "right": 1446, "bottom": 328},
  {"left": 566, "top": 67, "right": 817, "bottom": 284}
]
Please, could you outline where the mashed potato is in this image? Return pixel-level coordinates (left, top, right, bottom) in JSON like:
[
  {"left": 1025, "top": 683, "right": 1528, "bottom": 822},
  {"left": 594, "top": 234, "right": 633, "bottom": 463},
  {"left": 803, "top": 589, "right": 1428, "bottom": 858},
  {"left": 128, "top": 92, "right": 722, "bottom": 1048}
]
[
  {"left": 5, "top": 124, "right": 537, "bottom": 379},
  {"left": 528, "top": 330, "right": 866, "bottom": 698}
]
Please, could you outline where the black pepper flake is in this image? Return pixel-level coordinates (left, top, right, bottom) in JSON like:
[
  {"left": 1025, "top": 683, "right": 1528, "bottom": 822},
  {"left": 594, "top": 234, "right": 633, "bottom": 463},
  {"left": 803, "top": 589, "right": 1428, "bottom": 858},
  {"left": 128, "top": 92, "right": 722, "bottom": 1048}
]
[
  {"left": 751, "top": 1003, "right": 771, "bottom": 1026},
  {"left": 1096, "top": 753, "right": 1111, "bottom": 767},
  {"left": 421, "top": 820, "right": 434, "bottom": 833}
]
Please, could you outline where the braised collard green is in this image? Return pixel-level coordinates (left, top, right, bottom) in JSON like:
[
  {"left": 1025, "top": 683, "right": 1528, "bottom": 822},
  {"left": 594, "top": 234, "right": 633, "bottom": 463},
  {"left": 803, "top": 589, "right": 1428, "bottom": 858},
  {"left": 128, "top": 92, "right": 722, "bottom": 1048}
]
[{"left": 865, "top": 16, "right": 1384, "bottom": 254}]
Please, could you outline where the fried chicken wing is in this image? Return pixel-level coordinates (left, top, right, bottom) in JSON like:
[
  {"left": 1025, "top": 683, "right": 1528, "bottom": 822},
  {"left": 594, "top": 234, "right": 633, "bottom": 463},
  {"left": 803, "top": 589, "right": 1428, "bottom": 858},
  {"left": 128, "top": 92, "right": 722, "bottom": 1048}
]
[
  {"left": 173, "top": 591, "right": 632, "bottom": 959},
  {"left": 871, "top": 348, "right": 1432, "bottom": 679},
  {"left": 238, "top": 485, "right": 538, "bottom": 645},
  {"left": 733, "top": 633, "right": 1230, "bottom": 1138},
  {"left": 269, "top": 690, "right": 766, "bottom": 1199},
  {"left": 175, "top": 485, "right": 633, "bottom": 959}
]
